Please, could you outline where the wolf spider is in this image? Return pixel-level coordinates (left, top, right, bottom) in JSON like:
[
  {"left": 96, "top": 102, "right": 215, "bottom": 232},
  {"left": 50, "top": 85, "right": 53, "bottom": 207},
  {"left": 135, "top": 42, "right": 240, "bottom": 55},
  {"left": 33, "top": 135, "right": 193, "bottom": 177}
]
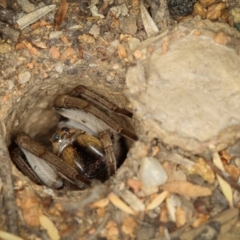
[{"left": 11, "top": 85, "right": 137, "bottom": 190}]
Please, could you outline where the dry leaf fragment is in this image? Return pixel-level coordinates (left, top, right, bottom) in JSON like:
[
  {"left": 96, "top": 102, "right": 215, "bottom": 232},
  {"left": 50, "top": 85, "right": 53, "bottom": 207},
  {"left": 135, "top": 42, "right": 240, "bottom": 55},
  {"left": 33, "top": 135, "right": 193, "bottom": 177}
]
[
  {"left": 60, "top": 47, "right": 76, "bottom": 61},
  {"left": 22, "top": 41, "right": 40, "bottom": 55},
  {"left": 39, "top": 214, "right": 60, "bottom": 240},
  {"left": 207, "top": 3, "right": 226, "bottom": 20},
  {"left": 55, "top": 0, "right": 69, "bottom": 30},
  {"left": 191, "top": 213, "right": 209, "bottom": 227},
  {"left": 213, "top": 152, "right": 233, "bottom": 207},
  {"left": 49, "top": 46, "right": 60, "bottom": 59},
  {"left": 108, "top": 192, "right": 136, "bottom": 215},
  {"left": 32, "top": 40, "right": 47, "bottom": 49},
  {"left": 146, "top": 191, "right": 169, "bottom": 210},
  {"left": 31, "top": 20, "right": 49, "bottom": 30},
  {"left": 162, "top": 181, "right": 212, "bottom": 198},
  {"left": 60, "top": 35, "right": 70, "bottom": 44},
  {"left": 89, "top": 197, "right": 109, "bottom": 208}
]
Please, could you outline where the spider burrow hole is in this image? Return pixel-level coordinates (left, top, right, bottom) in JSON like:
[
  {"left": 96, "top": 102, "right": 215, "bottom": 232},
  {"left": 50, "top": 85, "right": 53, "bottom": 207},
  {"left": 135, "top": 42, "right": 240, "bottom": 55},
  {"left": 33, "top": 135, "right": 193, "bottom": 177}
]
[{"left": 7, "top": 80, "right": 137, "bottom": 191}]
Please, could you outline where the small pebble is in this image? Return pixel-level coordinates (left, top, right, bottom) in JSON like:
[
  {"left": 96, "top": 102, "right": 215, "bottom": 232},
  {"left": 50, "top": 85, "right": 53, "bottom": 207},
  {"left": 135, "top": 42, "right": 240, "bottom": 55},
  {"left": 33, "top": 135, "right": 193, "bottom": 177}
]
[
  {"left": 55, "top": 62, "right": 63, "bottom": 73},
  {"left": 18, "top": 0, "right": 35, "bottom": 13},
  {"left": 89, "top": 24, "right": 100, "bottom": 35},
  {"left": 139, "top": 157, "right": 168, "bottom": 188},
  {"left": 49, "top": 31, "right": 62, "bottom": 39},
  {"left": 167, "top": 0, "right": 196, "bottom": 17},
  {"left": 128, "top": 37, "right": 141, "bottom": 51},
  {"left": 0, "top": 43, "right": 12, "bottom": 53},
  {"left": 18, "top": 71, "right": 31, "bottom": 84},
  {"left": 120, "top": 16, "right": 138, "bottom": 35},
  {"left": 8, "top": 80, "right": 14, "bottom": 90}
]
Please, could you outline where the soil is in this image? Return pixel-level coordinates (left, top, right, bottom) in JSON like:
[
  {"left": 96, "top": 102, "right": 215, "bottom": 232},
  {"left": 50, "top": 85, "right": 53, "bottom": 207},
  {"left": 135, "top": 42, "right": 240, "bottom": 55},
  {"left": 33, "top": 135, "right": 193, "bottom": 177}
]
[{"left": 1, "top": 0, "right": 240, "bottom": 240}]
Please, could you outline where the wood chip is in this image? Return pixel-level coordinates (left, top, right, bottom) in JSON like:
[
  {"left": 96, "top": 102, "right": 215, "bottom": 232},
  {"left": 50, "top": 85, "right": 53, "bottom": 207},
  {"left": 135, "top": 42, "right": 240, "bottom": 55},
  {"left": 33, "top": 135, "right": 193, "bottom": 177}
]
[
  {"left": 0, "top": 231, "right": 24, "bottom": 240},
  {"left": 146, "top": 191, "right": 169, "bottom": 210},
  {"left": 162, "top": 181, "right": 212, "bottom": 198},
  {"left": 55, "top": 0, "right": 69, "bottom": 30},
  {"left": 89, "top": 197, "right": 109, "bottom": 208},
  {"left": 39, "top": 214, "right": 60, "bottom": 240},
  {"left": 17, "top": 4, "right": 56, "bottom": 30},
  {"left": 108, "top": 192, "right": 136, "bottom": 215}
]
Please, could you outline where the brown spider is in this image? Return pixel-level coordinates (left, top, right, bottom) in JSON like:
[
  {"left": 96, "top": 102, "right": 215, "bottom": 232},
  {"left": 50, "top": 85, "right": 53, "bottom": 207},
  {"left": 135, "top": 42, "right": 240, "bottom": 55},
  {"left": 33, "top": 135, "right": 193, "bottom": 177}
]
[{"left": 11, "top": 85, "right": 137, "bottom": 190}]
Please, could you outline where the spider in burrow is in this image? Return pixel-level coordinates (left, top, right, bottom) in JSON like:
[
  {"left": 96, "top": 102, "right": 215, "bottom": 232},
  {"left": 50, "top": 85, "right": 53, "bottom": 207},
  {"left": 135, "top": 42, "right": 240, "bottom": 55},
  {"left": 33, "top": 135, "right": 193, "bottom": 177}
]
[{"left": 11, "top": 85, "right": 138, "bottom": 190}]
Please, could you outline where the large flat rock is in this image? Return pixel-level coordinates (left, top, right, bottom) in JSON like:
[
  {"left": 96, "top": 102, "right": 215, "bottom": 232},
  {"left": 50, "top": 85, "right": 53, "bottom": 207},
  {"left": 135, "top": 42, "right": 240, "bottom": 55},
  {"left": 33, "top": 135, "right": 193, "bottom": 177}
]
[{"left": 126, "top": 19, "right": 240, "bottom": 154}]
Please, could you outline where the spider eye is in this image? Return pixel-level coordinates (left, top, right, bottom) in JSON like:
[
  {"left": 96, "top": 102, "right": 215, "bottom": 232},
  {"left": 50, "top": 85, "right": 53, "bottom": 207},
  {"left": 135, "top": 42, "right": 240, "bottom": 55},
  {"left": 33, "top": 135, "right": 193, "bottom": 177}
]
[
  {"left": 61, "top": 127, "right": 69, "bottom": 132},
  {"left": 52, "top": 133, "right": 60, "bottom": 142}
]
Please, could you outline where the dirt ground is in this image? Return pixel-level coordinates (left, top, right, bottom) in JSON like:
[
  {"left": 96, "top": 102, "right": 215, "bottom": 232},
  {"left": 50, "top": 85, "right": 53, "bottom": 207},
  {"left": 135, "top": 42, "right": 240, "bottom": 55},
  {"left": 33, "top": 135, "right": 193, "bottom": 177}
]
[{"left": 1, "top": 0, "right": 240, "bottom": 240}]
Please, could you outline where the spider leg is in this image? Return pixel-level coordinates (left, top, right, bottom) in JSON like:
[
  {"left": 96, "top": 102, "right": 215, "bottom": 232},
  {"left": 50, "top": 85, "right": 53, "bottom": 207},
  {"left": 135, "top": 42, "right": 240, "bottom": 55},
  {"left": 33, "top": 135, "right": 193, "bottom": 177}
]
[
  {"left": 54, "top": 95, "right": 138, "bottom": 141},
  {"left": 16, "top": 133, "right": 90, "bottom": 189},
  {"left": 70, "top": 85, "right": 133, "bottom": 118},
  {"left": 99, "top": 131, "right": 117, "bottom": 176},
  {"left": 11, "top": 147, "right": 43, "bottom": 186}
]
